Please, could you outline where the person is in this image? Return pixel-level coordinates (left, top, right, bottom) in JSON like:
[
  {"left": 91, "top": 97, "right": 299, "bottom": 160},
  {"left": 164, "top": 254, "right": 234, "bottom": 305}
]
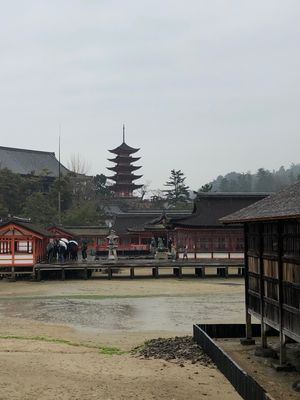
[
  {"left": 81, "top": 241, "right": 88, "bottom": 261},
  {"left": 183, "top": 245, "right": 188, "bottom": 260}
]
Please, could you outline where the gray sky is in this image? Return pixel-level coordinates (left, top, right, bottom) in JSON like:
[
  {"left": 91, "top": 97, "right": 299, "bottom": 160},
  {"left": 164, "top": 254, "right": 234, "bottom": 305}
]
[{"left": 1, "top": 1, "right": 300, "bottom": 191}]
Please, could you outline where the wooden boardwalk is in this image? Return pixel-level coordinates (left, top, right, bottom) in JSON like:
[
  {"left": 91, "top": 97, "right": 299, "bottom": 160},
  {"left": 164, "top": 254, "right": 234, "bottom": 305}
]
[{"left": 33, "top": 259, "right": 245, "bottom": 280}]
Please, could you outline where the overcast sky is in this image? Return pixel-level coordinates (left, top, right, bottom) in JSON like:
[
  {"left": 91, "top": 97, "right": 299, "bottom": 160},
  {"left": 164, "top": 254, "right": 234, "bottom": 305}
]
[{"left": 1, "top": 1, "right": 300, "bottom": 190}]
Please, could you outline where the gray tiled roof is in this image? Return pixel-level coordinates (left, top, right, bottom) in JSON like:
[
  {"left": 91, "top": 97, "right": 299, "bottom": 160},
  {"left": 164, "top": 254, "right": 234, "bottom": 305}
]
[
  {"left": 171, "top": 193, "right": 269, "bottom": 227},
  {"left": 221, "top": 182, "right": 300, "bottom": 223},
  {"left": 0, "top": 146, "right": 70, "bottom": 177}
]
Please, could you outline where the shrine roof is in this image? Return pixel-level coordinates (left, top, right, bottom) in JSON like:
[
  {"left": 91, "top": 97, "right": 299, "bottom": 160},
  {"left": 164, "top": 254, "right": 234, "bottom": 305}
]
[
  {"left": 0, "top": 146, "right": 70, "bottom": 177},
  {"left": 0, "top": 219, "right": 51, "bottom": 237},
  {"left": 171, "top": 193, "right": 269, "bottom": 228},
  {"left": 221, "top": 182, "right": 300, "bottom": 223},
  {"left": 113, "top": 210, "right": 190, "bottom": 234},
  {"left": 62, "top": 226, "right": 109, "bottom": 236}
]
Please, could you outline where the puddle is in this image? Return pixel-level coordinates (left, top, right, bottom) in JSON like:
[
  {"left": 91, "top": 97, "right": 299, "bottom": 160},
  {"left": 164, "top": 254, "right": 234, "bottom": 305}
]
[{"left": 0, "top": 294, "right": 244, "bottom": 332}]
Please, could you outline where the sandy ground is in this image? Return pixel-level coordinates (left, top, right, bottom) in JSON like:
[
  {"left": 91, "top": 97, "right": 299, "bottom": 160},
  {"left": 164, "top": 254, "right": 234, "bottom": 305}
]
[
  {"left": 0, "top": 278, "right": 243, "bottom": 400},
  {"left": 219, "top": 338, "right": 300, "bottom": 400}
]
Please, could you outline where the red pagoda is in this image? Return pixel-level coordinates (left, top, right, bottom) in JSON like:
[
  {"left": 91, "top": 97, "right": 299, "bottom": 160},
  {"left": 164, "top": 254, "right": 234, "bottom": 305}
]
[{"left": 107, "top": 126, "right": 143, "bottom": 197}]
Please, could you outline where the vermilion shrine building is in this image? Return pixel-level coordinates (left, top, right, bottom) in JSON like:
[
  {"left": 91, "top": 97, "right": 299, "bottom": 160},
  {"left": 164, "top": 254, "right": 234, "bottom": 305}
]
[
  {"left": 169, "top": 193, "right": 268, "bottom": 259},
  {"left": 0, "top": 219, "right": 50, "bottom": 278}
]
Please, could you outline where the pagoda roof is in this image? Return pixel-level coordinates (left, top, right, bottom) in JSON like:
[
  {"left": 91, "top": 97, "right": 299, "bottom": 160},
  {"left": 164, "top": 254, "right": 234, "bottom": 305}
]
[
  {"left": 107, "top": 165, "right": 142, "bottom": 172},
  {"left": 107, "top": 174, "right": 143, "bottom": 182},
  {"left": 111, "top": 182, "right": 143, "bottom": 189},
  {"left": 108, "top": 156, "right": 141, "bottom": 163},
  {"left": 109, "top": 142, "right": 140, "bottom": 155}
]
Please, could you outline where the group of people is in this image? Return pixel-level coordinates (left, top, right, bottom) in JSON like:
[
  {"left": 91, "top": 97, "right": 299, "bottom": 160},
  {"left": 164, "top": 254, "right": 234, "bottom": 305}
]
[{"left": 46, "top": 238, "right": 88, "bottom": 263}]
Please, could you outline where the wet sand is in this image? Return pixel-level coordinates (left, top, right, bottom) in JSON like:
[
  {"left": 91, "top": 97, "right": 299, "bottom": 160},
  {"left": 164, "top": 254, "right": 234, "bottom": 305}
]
[{"left": 0, "top": 278, "right": 243, "bottom": 399}]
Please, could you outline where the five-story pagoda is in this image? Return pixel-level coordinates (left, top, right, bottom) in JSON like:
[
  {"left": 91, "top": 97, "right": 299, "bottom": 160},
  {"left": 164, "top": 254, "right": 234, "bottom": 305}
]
[{"left": 107, "top": 126, "right": 143, "bottom": 197}]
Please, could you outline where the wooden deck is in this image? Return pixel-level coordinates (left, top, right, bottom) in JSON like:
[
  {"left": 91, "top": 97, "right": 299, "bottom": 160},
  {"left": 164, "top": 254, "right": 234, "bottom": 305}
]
[{"left": 33, "top": 259, "right": 245, "bottom": 281}]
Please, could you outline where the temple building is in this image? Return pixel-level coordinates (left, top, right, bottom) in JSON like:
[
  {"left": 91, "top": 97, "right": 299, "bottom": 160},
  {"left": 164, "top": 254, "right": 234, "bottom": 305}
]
[
  {"left": 106, "top": 126, "right": 143, "bottom": 197},
  {"left": 221, "top": 181, "right": 300, "bottom": 366},
  {"left": 0, "top": 146, "right": 70, "bottom": 178},
  {"left": 169, "top": 192, "right": 269, "bottom": 259}
]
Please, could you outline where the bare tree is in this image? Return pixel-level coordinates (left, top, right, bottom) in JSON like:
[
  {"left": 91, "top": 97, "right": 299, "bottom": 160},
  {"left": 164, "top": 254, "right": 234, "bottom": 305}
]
[
  {"left": 136, "top": 180, "right": 151, "bottom": 201},
  {"left": 68, "top": 153, "right": 91, "bottom": 175}
]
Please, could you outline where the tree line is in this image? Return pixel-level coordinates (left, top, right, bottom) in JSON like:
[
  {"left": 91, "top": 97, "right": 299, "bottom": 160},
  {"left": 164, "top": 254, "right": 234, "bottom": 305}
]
[
  {"left": 204, "top": 164, "right": 300, "bottom": 193},
  {"left": 1, "top": 163, "right": 299, "bottom": 226}
]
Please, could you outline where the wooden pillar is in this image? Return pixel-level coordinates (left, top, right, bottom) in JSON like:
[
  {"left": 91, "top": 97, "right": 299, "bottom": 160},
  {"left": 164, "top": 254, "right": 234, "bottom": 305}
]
[
  {"left": 11, "top": 236, "right": 16, "bottom": 281},
  {"left": 108, "top": 267, "right": 112, "bottom": 280},
  {"left": 224, "top": 266, "right": 229, "bottom": 278},
  {"left": 130, "top": 267, "right": 134, "bottom": 278},
  {"left": 277, "top": 221, "right": 286, "bottom": 365},
  {"left": 37, "top": 268, "right": 41, "bottom": 282},
  {"left": 152, "top": 266, "right": 159, "bottom": 278},
  {"left": 61, "top": 267, "right": 65, "bottom": 281},
  {"left": 244, "top": 224, "right": 253, "bottom": 341},
  {"left": 258, "top": 223, "right": 267, "bottom": 348},
  {"left": 178, "top": 266, "right": 182, "bottom": 279},
  {"left": 84, "top": 267, "right": 88, "bottom": 280}
]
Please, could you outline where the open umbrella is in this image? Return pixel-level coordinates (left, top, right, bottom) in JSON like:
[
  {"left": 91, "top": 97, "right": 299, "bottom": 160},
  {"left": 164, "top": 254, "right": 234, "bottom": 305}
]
[{"left": 59, "top": 240, "right": 67, "bottom": 249}]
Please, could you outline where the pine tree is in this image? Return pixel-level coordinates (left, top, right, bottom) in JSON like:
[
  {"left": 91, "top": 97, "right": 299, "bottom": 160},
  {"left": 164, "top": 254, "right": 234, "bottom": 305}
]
[{"left": 163, "top": 169, "right": 190, "bottom": 205}]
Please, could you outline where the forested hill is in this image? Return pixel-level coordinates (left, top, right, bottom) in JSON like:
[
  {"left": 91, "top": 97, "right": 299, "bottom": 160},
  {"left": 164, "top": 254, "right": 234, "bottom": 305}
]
[{"left": 207, "top": 164, "right": 300, "bottom": 193}]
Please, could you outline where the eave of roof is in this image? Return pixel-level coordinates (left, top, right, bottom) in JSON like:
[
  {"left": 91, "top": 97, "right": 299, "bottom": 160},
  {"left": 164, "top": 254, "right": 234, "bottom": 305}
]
[{"left": 220, "top": 182, "right": 300, "bottom": 224}]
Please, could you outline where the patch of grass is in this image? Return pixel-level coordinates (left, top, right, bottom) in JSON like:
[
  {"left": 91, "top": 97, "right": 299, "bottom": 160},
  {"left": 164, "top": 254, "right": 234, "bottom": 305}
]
[
  {"left": 99, "top": 346, "right": 127, "bottom": 355},
  {"left": 0, "top": 334, "right": 127, "bottom": 355}
]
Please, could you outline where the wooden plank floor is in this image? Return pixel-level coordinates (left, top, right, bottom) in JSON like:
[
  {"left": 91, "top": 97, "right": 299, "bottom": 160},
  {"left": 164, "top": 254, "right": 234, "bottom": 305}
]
[{"left": 32, "top": 259, "right": 245, "bottom": 280}]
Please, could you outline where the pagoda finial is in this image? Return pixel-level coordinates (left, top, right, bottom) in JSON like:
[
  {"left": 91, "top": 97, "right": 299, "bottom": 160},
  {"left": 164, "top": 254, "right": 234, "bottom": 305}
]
[{"left": 122, "top": 124, "right": 125, "bottom": 143}]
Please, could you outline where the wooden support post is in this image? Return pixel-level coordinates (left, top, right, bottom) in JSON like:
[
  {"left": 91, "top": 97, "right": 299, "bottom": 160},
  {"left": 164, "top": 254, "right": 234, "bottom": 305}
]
[
  {"left": 84, "top": 267, "right": 88, "bottom": 280},
  {"left": 195, "top": 267, "right": 205, "bottom": 278},
  {"left": 277, "top": 221, "right": 286, "bottom": 365},
  {"left": 37, "top": 268, "right": 41, "bottom": 282},
  {"left": 155, "top": 266, "right": 159, "bottom": 278},
  {"left": 241, "top": 224, "right": 255, "bottom": 345},
  {"left": 130, "top": 267, "right": 134, "bottom": 278},
  {"left": 178, "top": 266, "right": 182, "bottom": 279},
  {"left": 108, "top": 267, "right": 112, "bottom": 280},
  {"left": 224, "top": 266, "right": 229, "bottom": 278},
  {"left": 258, "top": 223, "right": 267, "bottom": 348},
  {"left": 11, "top": 266, "right": 16, "bottom": 282},
  {"left": 61, "top": 268, "right": 65, "bottom": 281},
  {"left": 173, "top": 267, "right": 179, "bottom": 277}
]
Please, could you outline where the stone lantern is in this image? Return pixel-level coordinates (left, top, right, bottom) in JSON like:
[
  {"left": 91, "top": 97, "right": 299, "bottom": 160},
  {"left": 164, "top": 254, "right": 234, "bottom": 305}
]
[{"left": 107, "top": 230, "right": 119, "bottom": 260}]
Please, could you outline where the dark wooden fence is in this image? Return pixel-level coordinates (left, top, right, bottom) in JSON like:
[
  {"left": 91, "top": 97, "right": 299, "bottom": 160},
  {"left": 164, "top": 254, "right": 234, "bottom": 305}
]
[{"left": 193, "top": 324, "right": 276, "bottom": 400}]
